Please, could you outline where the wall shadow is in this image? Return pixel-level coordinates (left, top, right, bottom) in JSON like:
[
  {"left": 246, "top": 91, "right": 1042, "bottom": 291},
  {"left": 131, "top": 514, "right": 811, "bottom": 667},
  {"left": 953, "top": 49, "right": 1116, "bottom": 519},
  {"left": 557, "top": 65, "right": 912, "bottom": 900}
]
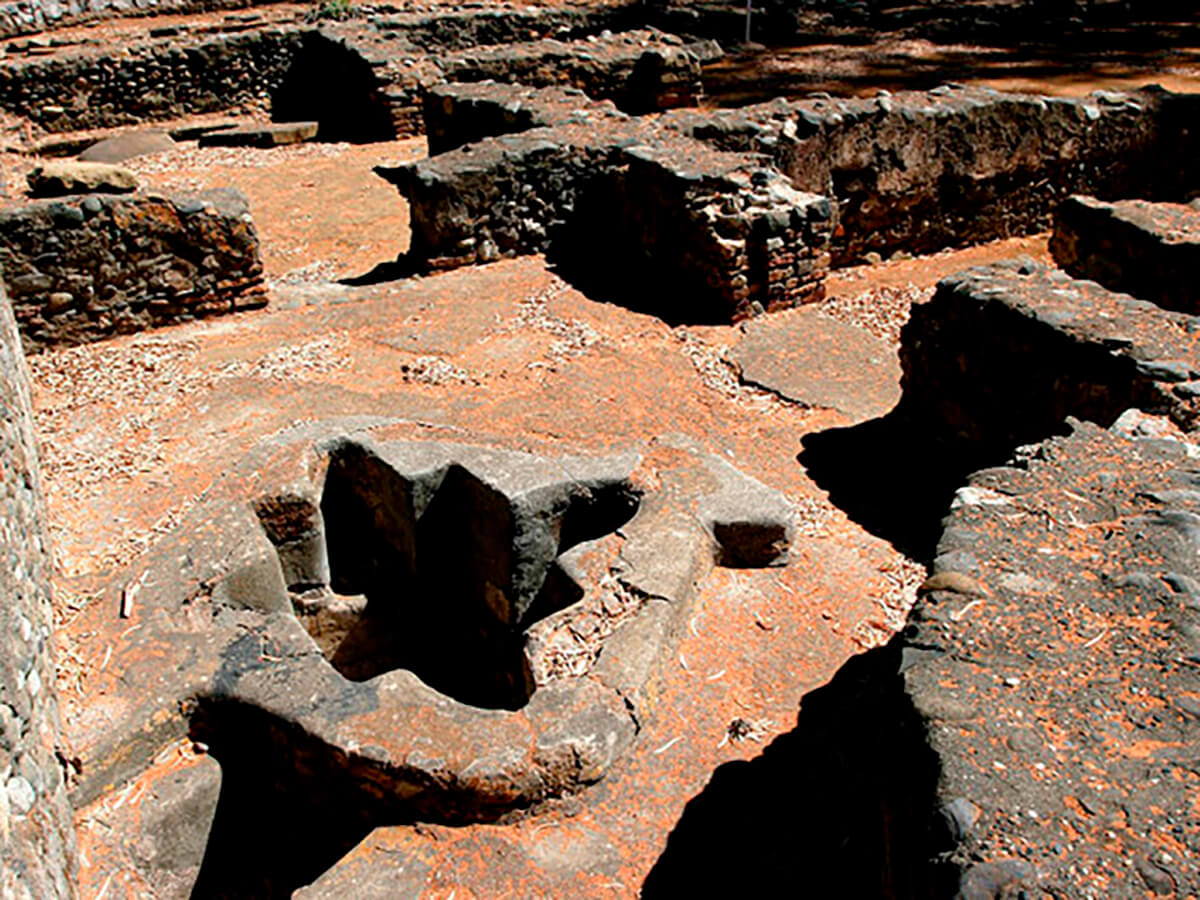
[{"left": 642, "top": 639, "right": 955, "bottom": 898}]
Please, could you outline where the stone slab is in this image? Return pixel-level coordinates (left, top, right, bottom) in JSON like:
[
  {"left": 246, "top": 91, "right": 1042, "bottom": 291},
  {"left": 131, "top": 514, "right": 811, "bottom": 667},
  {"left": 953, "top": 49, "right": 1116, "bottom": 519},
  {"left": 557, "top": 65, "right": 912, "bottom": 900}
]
[
  {"left": 198, "top": 121, "right": 319, "bottom": 148},
  {"left": 732, "top": 306, "right": 901, "bottom": 423}
]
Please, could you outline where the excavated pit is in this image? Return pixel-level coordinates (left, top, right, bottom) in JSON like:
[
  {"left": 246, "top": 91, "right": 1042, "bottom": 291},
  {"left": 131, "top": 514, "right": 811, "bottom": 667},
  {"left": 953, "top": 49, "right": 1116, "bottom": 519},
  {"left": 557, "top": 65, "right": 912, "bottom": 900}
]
[{"left": 259, "top": 442, "right": 641, "bottom": 711}]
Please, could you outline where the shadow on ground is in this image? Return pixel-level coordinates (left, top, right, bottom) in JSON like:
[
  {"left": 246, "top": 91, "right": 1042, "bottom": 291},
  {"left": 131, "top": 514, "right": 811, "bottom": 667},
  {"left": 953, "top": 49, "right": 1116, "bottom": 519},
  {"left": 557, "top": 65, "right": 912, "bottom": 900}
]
[
  {"left": 642, "top": 639, "right": 953, "bottom": 897},
  {"left": 797, "top": 407, "right": 1006, "bottom": 561}
]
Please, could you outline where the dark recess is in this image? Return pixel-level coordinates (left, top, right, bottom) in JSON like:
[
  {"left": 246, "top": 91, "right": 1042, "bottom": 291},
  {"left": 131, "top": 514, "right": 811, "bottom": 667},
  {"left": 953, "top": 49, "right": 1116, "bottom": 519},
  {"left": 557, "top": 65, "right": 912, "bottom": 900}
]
[{"left": 643, "top": 639, "right": 955, "bottom": 897}]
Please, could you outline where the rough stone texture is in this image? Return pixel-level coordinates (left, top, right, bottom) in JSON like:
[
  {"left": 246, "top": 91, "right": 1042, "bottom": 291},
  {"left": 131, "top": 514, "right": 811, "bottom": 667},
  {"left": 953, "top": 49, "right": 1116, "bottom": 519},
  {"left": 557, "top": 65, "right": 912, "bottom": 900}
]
[
  {"left": 391, "top": 95, "right": 833, "bottom": 321},
  {"left": 438, "top": 28, "right": 708, "bottom": 115},
  {"left": 731, "top": 305, "right": 900, "bottom": 422},
  {"left": 0, "top": 0, "right": 282, "bottom": 40},
  {"left": 0, "top": 275, "right": 76, "bottom": 898},
  {"left": 66, "top": 423, "right": 792, "bottom": 895},
  {"left": 26, "top": 160, "right": 138, "bottom": 197},
  {"left": 664, "top": 85, "right": 1200, "bottom": 264},
  {"left": 0, "top": 9, "right": 704, "bottom": 137},
  {"left": 0, "top": 188, "right": 265, "bottom": 351},
  {"left": 899, "top": 260, "right": 1200, "bottom": 453},
  {"left": 1051, "top": 194, "right": 1200, "bottom": 316},
  {"left": 400, "top": 83, "right": 1199, "bottom": 320},
  {"left": 902, "top": 420, "right": 1200, "bottom": 896},
  {"left": 0, "top": 26, "right": 306, "bottom": 134}
]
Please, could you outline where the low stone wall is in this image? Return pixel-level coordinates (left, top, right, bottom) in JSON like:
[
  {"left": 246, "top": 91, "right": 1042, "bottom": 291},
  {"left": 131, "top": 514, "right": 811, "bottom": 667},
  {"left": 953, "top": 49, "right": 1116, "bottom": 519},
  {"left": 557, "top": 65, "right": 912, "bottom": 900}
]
[
  {"left": 898, "top": 260, "right": 1200, "bottom": 453},
  {"left": 0, "top": 274, "right": 76, "bottom": 899},
  {"left": 0, "top": 0, "right": 281, "bottom": 40},
  {"left": 0, "top": 9, "right": 704, "bottom": 137},
  {"left": 1051, "top": 195, "right": 1200, "bottom": 315},
  {"left": 440, "top": 29, "right": 706, "bottom": 115},
  {"left": 0, "top": 188, "right": 265, "bottom": 351},
  {"left": 0, "top": 27, "right": 304, "bottom": 134},
  {"left": 666, "top": 86, "right": 1200, "bottom": 264},
  {"left": 390, "top": 109, "right": 832, "bottom": 321}
]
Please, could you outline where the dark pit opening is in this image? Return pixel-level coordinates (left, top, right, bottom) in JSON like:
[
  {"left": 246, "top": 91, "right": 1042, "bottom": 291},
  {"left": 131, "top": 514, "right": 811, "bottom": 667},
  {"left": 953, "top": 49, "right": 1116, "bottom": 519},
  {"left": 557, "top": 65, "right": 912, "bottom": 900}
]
[
  {"left": 263, "top": 443, "right": 640, "bottom": 711},
  {"left": 642, "top": 638, "right": 954, "bottom": 896},
  {"left": 271, "top": 33, "right": 397, "bottom": 143}
]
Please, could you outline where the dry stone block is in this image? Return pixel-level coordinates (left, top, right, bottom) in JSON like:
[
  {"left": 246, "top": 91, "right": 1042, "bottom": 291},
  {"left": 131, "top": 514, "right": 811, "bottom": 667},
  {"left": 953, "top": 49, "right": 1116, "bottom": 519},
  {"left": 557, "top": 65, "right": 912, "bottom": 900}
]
[{"left": 26, "top": 160, "right": 138, "bottom": 197}]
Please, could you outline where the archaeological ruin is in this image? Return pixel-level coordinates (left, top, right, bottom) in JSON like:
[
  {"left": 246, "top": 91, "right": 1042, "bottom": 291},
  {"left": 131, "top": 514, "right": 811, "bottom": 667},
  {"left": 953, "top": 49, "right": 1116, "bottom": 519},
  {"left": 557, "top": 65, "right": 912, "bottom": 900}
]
[{"left": 1, "top": 0, "right": 1198, "bottom": 896}]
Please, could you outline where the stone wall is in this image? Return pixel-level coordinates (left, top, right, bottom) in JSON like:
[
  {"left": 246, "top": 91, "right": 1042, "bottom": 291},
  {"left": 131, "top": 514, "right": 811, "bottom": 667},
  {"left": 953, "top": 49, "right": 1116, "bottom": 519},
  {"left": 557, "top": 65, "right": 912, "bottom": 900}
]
[
  {"left": 667, "top": 86, "right": 1200, "bottom": 264},
  {"left": 0, "top": 17, "right": 709, "bottom": 138},
  {"left": 0, "top": 27, "right": 304, "bottom": 134},
  {"left": 390, "top": 106, "right": 833, "bottom": 322},
  {"left": 898, "top": 260, "right": 1200, "bottom": 453},
  {"left": 1051, "top": 194, "right": 1200, "bottom": 316},
  {"left": 0, "top": 0, "right": 279, "bottom": 40},
  {"left": 0, "top": 273, "right": 76, "bottom": 899},
  {"left": 0, "top": 188, "right": 265, "bottom": 351}
]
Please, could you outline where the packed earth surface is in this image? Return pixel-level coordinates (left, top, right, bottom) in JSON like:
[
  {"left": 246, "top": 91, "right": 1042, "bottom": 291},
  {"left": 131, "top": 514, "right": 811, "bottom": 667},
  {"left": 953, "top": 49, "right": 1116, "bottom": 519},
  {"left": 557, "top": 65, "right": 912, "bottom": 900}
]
[{"left": 1, "top": 0, "right": 1199, "bottom": 897}]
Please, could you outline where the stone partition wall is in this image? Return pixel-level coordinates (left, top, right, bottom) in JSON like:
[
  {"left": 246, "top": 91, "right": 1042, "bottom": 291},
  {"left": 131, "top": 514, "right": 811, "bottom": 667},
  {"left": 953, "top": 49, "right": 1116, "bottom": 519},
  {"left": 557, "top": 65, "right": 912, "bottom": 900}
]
[
  {"left": 0, "top": 8, "right": 703, "bottom": 137},
  {"left": 389, "top": 109, "right": 832, "bottom": 322},
  {"left": 1051, "top": 195, "right": 1200, "bottom": 315},
  {"left": 666, "top": 86, "right": 1200, "bottom": 264},
  {"left": 0, "top": 188, "right": 265, "bottom": 351},
  {"left": 0, "top": 274, "right": 76, "bottom": 898}
]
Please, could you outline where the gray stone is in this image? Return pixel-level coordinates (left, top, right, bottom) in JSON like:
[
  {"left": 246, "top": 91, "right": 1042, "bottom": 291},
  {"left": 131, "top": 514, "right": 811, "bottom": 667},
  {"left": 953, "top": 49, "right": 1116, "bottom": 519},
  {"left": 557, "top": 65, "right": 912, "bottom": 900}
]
[{"left": 79, "top": 129, "right": 176, "bottom": 163}]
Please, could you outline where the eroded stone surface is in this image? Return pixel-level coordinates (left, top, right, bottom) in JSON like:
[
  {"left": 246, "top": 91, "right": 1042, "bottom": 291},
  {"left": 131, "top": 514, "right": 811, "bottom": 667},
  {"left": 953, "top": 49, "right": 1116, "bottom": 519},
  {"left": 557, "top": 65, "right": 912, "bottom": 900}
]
[
  {"left": 904, "top": 420, "right": 1200, "bottom": 896},
  {"left": 900, "top": 260, "right": 1200, "bottom": 451},
  {"left": 731, "top": 305, "right": 900, "bottom": 422},
  {"left": 66, "top": 421, "right": 793, "bottom": 895}
]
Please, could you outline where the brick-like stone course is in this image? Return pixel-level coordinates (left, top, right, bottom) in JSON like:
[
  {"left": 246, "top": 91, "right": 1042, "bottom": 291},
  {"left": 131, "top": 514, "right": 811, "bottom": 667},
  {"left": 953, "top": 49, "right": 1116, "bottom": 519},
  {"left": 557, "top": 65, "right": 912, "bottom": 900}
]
[
  {"left": 0, "top": 273, "right": 76, "bottom": 899},
  {"left": 1051, "top": 194, "right": 1200, "bottom": 315},
  {"left": 0, "top": 188, "right": 265, "bottom": 351}
]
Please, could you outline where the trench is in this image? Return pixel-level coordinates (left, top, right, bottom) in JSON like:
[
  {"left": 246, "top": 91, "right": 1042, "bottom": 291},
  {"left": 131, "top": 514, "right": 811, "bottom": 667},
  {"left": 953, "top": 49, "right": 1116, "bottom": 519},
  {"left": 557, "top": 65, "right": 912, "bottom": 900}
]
[
  {"left": 648, "top": 250, "right": 1174, "bottom": 892},
  {"left": 642, "top": 640, "right": 955, "bottom": 897}
]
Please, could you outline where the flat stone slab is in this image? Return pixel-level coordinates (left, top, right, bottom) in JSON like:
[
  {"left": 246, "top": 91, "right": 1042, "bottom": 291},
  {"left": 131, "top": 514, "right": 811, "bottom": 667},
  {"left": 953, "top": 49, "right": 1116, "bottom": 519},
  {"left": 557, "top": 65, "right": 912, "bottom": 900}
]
[
  {"left": 731, "top": 306, "right": 900, "bottom": 422},
  {"left": 78, "top": 129, "right": 177, "bottom": 163},
  {"left": 902, "top": 420, "right": 1200, "bottom": 895},
  {"left": 198, "top": 121, "right": 319, "bottom": 148},
  {"left": 1051, "top": 194, "right": 1200, "bottom": 315}
]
